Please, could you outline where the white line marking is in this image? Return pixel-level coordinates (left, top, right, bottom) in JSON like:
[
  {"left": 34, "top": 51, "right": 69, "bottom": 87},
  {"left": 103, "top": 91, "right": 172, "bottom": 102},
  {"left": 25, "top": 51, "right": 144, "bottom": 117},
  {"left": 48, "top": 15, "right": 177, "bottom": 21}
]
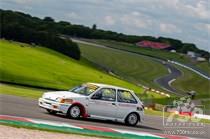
[
  {"left": 168, "top": 68, "right": 171, "bottom": 73},
  {"left": 31, "top": 119, "right": 83, "bottom": 129},
  {"left": 168, "top": 78, "right": 176, "bottom": 86},
  {"left": 168, "top": 60, "right": 210, "bottom": 80},
  {"left": 113, "top": 129, "right": 164, "bottom": 138}
]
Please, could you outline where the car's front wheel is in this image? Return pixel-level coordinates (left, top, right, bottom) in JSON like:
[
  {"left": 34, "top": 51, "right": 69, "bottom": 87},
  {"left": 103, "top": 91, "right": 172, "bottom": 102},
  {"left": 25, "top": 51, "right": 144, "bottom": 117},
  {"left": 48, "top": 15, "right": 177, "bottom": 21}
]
[
  {"left": 68, "top": 105, "right": 81, "bottom": 119},
  {"left": 125, "top": 113, "right": 139, "bottom": 126}
]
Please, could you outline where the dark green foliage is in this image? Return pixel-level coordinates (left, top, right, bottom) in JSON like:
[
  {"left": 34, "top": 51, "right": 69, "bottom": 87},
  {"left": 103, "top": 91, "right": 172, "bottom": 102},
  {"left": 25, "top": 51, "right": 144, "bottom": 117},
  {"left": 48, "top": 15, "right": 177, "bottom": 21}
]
[
  {"left": 92, "top": 24, "right": 97, "bottom": 30},
  {"left": 0, "top": 9, "right": 208, "bottom": 59},
  {"left": 0, "top": 9, "right": 80, "bottom": 60},
  {"left": 43, "top": 16, "right": 55, "bottom": 22},
  {"left": 157, "top": 37, "right": 183, "bottom": 49},
  {"left": 180, "top": 43, "right": 197, "bottom": 53}
]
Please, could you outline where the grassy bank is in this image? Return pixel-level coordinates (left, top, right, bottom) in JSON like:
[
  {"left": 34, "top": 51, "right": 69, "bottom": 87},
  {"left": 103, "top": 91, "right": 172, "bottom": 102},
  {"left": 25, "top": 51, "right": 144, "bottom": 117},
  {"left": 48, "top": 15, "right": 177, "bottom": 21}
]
[
  {"left": 81, "top": 39, "right": 209, "bottom": 99},
  {"left": 90, "top": 39, "right": 190, "bottom": 64},
  {"left": 171, "top": 66, "right": 210, "bottom": 99},
  {"left": 0, "top": 83, "right": 44, "bottom": 98},
  {"left": 0, "top": 39, "right": 166, "bottom": 100},
  {"left": 78, "top": 42, "right": 168, "bottom": 90},
  {"left": 90, "top": 39, "right": 210, "bottom": 73},
  {"left": 196, "top": 62, "right": 210, "bottom": 74}
]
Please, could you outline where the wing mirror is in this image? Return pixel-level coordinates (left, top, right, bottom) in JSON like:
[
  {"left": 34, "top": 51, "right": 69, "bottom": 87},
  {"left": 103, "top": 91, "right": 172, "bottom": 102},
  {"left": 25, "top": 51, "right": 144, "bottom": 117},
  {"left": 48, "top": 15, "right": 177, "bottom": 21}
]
[{"left": 91, "top": 93, "right": 102, "bottom": 99}]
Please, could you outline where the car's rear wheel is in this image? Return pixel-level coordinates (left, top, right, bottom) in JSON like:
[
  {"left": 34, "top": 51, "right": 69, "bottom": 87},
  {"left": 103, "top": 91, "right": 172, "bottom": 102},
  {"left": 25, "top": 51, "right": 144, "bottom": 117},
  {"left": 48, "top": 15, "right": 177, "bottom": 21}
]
[
  {"left": 46, "top": 109, "right": 57, "bottom": 114},
  {"left": 125, "top": 113, "right": 139, "bottom": 126},
  {"left": 68, "top": 105, "right": 81, "bottom": 119}
]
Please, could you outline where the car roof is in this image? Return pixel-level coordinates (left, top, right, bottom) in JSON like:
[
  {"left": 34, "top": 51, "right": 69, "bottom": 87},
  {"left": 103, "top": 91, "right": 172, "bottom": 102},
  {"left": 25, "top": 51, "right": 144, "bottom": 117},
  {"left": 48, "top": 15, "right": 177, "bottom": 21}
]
[{"left": 86, "top": 82, "right": 133, "bottom": 92}]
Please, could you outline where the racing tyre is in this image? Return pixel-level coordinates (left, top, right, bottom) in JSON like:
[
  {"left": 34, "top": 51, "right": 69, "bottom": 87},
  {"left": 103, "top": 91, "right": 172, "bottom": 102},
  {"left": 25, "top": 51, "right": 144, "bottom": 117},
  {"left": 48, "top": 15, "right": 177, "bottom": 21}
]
[
  {"left": 68, "top": 105, "right": 81, "bottom": 119},
  {"left": 125, "top": 113, "right": 139, "bottom": 126}
]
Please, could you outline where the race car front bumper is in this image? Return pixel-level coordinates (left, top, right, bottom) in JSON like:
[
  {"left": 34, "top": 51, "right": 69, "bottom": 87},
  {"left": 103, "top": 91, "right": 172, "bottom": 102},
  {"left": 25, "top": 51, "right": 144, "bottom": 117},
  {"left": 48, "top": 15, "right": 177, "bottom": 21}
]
[{"left": 38, "top": 98, "right": 71, "bottom": 114}]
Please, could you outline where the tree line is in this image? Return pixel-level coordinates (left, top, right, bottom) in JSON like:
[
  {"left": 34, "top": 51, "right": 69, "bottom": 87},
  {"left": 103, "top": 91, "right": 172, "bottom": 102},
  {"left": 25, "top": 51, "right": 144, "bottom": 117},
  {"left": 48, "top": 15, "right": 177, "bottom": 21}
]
[
  {"left": 0, "top": 9, "right": 209, "bottom": 59},
  {"left": 0, "top": 9, "right": 80, "bottom": 60}
]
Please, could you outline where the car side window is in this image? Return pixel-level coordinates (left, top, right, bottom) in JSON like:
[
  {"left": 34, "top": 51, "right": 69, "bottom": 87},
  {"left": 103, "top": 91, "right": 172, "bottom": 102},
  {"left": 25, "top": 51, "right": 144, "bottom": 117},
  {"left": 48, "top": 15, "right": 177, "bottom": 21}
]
[
  {"left": 91, "top": 88, "right": 116, "bottom": 101},
  {"left": 117, "top": 90, "right": 137, "bottom": 104}
]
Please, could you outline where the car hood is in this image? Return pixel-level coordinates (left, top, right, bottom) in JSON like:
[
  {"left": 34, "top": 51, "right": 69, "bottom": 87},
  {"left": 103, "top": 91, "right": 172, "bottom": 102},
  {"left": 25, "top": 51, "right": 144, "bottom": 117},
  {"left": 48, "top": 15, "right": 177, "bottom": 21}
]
[{"left": 43, "top": 91, "right": 84, "bottom": 100}]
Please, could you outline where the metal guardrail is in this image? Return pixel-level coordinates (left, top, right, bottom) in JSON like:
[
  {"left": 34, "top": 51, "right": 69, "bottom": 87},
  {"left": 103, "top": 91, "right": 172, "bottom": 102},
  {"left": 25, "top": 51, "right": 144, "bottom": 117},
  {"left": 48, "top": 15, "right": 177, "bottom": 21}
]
[{"left": 168, "top": 60, "right": 210, "bottom": 80}]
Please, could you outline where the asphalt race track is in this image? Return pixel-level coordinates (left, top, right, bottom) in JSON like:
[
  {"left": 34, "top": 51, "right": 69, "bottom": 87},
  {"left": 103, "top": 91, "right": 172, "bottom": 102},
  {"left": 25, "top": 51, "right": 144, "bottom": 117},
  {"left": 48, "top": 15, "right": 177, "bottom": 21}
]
[
  {"left": 155, "top": 63, "right": 183, "bottom": 95},
  {"left": 1, "top": 94, "right": 209, "bottom": 138}
]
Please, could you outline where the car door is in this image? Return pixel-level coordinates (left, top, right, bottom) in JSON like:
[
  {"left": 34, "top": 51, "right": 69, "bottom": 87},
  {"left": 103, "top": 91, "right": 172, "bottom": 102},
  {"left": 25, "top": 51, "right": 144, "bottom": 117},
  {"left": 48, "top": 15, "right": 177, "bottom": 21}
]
[
  {"left": 116, "top": 89, "right": 138, "bottom": 119},
  {"left": 88, "top": 88, "right": 117, "bottom": 119}
]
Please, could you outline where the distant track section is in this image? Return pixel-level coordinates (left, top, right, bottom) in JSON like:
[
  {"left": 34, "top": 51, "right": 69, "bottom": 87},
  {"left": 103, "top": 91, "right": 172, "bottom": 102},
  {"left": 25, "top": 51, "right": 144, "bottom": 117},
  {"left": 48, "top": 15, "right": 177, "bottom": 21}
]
[{"left": 154, "top": 64, "right": 183, "bottom": 95}]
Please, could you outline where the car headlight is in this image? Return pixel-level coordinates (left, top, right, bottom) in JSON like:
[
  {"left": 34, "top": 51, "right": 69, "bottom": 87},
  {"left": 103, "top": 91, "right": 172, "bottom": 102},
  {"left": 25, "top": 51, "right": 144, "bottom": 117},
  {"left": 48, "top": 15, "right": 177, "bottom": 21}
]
[
  {"left": 55, "top": 97, "right": 62, "bottom": 102},
  {"left": 56, "top": 98, "right": 74, "bottom": 104}
]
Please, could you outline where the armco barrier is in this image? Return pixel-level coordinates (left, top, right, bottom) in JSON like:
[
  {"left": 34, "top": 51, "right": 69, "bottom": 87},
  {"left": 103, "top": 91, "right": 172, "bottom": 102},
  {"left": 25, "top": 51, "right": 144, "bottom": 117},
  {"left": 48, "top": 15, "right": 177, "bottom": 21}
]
[{"left": 168, "top": 60, "right": 210, "bottom": 80}]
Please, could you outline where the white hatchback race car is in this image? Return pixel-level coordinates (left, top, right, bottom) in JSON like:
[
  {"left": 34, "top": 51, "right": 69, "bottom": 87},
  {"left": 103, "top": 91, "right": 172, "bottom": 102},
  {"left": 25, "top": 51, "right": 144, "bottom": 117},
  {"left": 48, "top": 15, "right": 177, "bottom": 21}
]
[{"left": 38, "top": 83, "right": 144, "bottom": 126}]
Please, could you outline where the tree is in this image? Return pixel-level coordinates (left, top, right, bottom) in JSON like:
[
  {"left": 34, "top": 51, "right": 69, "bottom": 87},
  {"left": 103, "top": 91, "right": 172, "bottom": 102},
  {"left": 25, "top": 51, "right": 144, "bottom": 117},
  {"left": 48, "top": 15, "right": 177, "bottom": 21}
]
[
  {"left": 180, "top": 43, "right": 197, "bottom": 53},
  {"left": 92, "top": 24, "right": 97, "bottom": 30},
  {"left": 1, "top": 10, "right": 80, "bottom": 60},
  {"left": 43, "top": 16, "right": 54, "bottom": 22}
]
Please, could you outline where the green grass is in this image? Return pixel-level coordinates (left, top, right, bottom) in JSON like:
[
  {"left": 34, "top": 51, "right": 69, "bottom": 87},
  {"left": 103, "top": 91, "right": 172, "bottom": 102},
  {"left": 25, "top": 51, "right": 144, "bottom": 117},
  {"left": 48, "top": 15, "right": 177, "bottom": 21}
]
[
  {"left": 77, "top": 42, "right": 168, "bottom": 90},
  {"left": 0, "top": 39, "right": 166, "bottom": 100},
  {"left": 201, "top": 100, "right": 210, "bottom": 109},
  {"left": 0, "top": 83, "right": 44, "bottom": 98},
  {"left": 171, "top": 66, "right": 210, "bottom": 99},
  {"left": 196, "top": 62, "right": 210, "bottom": 74},
  {"left": 145, "top": 109, "right": 170, "bottom": 117},
  {"left": 91, "top": 39, "right": 209, "bottom": 73},
  {"left": 91, "top": 39, "right": 191, "bottom": 63}
]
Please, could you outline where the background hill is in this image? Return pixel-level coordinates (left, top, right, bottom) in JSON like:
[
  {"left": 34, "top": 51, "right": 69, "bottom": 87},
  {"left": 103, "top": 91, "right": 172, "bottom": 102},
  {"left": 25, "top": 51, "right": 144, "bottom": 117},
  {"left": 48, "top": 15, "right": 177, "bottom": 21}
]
[{"left": 1, "top": 9, "right": 209, "bottom": 60}]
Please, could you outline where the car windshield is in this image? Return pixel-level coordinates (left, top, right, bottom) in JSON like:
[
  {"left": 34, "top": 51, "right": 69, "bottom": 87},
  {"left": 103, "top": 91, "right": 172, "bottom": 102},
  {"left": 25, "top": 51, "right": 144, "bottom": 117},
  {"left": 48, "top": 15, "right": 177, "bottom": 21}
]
[{"left": 70, "top": 84, "right": 99, "bottom": 96}]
